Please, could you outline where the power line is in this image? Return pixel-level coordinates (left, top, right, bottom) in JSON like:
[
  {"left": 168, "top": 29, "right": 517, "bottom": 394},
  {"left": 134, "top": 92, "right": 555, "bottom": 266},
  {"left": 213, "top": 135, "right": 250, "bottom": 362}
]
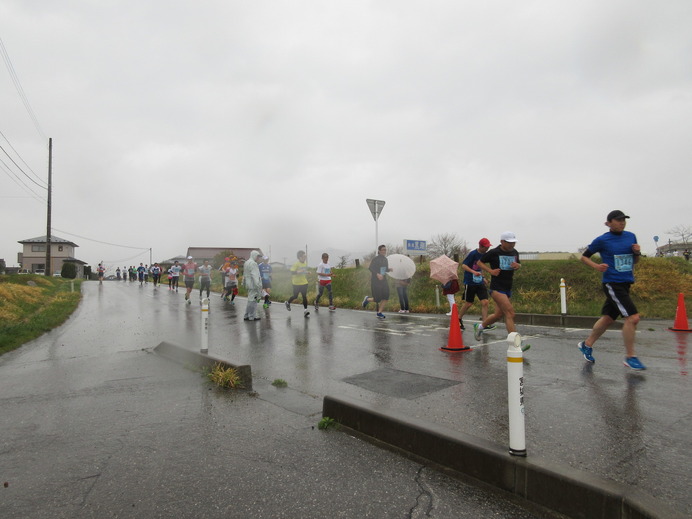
[
  {"left": 0, "top": 129, "right": 47, "bottom": 188},
  {"left": 0, "top": 156, "right": 46, "bottom": 202},
  {"left": 104, "top": 251, "right": 151, "bottom": 264},
  {"left": 0, "top": 142, "right": 47, "bottom": 190},
  {"left": 0, "top": 37, "right": 47, "bottom": 140},
  {"left": 51, "top": 227, "right": 150, "bottom": 251}
]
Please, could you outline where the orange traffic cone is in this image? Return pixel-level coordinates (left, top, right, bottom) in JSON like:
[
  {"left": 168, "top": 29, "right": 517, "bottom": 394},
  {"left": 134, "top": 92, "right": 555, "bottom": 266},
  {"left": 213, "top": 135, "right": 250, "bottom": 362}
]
[
  {"left": 669, "top": 293, "right": 692, "bottom": 332},
  {"left": 441, "top": 304, "right": 471, "bottom": 352}
]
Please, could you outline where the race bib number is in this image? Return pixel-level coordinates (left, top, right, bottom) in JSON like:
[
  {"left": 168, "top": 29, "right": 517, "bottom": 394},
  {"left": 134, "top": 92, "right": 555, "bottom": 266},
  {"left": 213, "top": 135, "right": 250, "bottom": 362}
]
[
  {"left": 614, "top": 254, "right": 634, "bottom": 272},
  {"left": 499, "top": 256, "right": 515, "bottom": 270},
  {"left": 472, "top": 273, "right": 483, "bottom": 283}
]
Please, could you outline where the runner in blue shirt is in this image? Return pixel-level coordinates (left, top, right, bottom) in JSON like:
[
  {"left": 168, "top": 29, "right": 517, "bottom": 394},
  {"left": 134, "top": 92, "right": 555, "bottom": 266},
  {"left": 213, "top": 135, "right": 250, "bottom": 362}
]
[
  {"left": 577, "top": 210, "right": 645, "bottom": 370},
  {"left": 458, "top": 238, "right": 492, "bottom": 331},
  {"left": 136, "top": 263, "right": 146, "bottom": 286},
  {"left": 151, "top": 263, "right": 162, "bottom": 288},
  {"left": 259, "top": 256, "right": 273, "bottom": 308}
]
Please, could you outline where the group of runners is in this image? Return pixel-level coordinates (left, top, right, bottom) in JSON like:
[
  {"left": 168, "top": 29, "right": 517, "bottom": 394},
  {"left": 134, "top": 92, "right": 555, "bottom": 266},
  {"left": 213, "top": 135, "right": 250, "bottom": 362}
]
[
  {"left": 361, "top": 209, "right": 647, "bottom": 371},
  {"left": 103, "top": 208, "right": 646, "bottom": 370},
  {"left": 111, "top": 258, "right": 239, "bottom": 305},
  {"left": 114, "top": 263, "right": 164, "bottom": 287}
]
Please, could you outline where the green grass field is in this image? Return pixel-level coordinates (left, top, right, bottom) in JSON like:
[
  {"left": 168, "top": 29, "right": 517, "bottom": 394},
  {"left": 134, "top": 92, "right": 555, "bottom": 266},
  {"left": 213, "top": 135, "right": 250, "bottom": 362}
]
[
  {"left": 0, "top": 275, "right": 83, "bottom": 356},
  {"left": 217, "top": 256, "right": 691, "bottom": 319}
]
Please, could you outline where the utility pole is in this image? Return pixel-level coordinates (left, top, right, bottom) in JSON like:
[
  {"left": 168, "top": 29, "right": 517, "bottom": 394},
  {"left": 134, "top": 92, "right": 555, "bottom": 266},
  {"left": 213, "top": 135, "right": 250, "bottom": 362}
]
[{"left": 45, "top": 138, "right": 52, "bottom": 276}]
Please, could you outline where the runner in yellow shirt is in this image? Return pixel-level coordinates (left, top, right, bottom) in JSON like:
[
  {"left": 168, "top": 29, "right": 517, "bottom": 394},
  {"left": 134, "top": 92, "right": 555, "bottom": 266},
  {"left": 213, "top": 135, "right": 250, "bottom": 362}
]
[{"left": 285, "top": 250, "right": 310, "bottom": 317}]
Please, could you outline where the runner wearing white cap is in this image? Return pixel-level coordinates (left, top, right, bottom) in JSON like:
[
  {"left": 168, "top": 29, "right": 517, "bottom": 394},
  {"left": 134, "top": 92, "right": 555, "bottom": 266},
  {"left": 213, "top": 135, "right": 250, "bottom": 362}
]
[{"left": 474, "top": 232, "right": 527, "bottom": 351}]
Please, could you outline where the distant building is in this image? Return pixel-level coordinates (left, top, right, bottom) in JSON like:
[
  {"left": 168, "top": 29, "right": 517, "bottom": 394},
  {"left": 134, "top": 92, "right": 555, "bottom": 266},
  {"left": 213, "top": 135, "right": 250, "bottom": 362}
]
[
  {"left": 657, "top": 241, "right": 690, "bottom": 257},
  {"left": 185, "top": 247, "right": 261, "bottom": 264},
  {"left": 17, "top": 235, "right": 87, "bottom": 277}
]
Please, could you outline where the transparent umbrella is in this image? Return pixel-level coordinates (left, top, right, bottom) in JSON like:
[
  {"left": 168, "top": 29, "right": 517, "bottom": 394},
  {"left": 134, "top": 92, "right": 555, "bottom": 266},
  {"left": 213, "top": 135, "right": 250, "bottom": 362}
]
[
  {"left": 386, "top": 254, "right": 416, "bottom": 280},
  {"left": 429, "top": 255, "right": 459, "bottom": 284}
]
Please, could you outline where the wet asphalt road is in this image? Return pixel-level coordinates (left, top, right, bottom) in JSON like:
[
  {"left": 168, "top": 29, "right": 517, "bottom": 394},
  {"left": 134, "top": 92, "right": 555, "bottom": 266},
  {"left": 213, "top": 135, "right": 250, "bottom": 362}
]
[{"left": 1, "top": 280, "right": 689, "bottom": 518}]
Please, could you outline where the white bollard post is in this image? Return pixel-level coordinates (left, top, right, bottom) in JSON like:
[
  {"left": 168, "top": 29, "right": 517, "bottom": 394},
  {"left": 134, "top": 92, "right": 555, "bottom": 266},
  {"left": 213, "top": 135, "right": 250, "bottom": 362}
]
[
  {"left": 560, "top": 278, "right": 567, "bottom": 315},
  {"left": 506, "top": 332, "right": 526, "bottom": 457},
  {"left": 201, "top": 298, "right": 209, "bottom": 353},
  {"left": 70, "top": 281, "right": 74, "bottom": 292},
  {"left": 435, "top": 285, "right": 440, "bottom": 307}
]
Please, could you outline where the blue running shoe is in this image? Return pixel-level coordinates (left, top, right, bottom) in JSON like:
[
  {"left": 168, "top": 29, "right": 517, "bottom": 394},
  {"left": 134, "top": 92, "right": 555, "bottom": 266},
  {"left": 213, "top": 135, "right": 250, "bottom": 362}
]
[
  {"left": 473, "top": 323, "right": 483, "bottom": 341},
  {"left": 624, "top": 357, "right": 646, "bottom": 370},
  {"left": 362, "top": 296, "right": 370, "bottom": 308},
  {"left": 376, "top": 312, "right": 386, "bottom": 319},
  {"left": 577, "top": 341, "right": 595, "bottom": 363}
]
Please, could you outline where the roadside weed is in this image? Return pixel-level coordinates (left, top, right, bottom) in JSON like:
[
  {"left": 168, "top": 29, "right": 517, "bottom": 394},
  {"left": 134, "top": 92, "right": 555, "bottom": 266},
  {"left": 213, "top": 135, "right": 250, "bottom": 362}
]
[{"left": 208, "top": 363, "right": 243, "bottom": 389}]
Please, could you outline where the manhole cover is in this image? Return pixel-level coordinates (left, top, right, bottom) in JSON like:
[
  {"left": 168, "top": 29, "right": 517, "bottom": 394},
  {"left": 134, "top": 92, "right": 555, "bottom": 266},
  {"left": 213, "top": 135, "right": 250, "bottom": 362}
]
[{"left": 343, "top": 368, "right": 459, "bottom": 400}]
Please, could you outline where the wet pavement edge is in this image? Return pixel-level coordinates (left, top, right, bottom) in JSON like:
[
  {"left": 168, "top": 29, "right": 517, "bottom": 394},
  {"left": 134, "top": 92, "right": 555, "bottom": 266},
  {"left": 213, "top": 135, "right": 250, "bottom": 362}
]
[
  {"left": 153, "top": 340, "right": 685, "bottom": 519},
  {"left": 322, "top": 395, "right": 685, "bottom": 519}
]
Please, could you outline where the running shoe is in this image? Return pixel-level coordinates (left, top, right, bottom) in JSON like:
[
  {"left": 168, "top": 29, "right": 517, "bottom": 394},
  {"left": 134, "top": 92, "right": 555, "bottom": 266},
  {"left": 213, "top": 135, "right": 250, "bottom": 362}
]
[
  {"left": 459, "top": 320, "right": 465, "bottom": 330},
  {"left": 376, "top": 312, "right": 386, "bottom": 319},
  {"left": 263, "top": 303, "right": 269, "bottom": 309},
  {"left": 473, "top": 323, "right": 483, "bottom": 341},
  {"left": 285, "top": 301, "right": 291, "bottom": 311},
  {"left": 446, "top": 311, "right": 452, "bottom": 316},
  {"left": 623, "top": 357, "right": 646, "bottom": 370},
  {"left": 399, "top": 310, "right": 406, "bottom": 313},
  {"left": 315, "top": 303, "right": 319, "bottom": 311},
  {"left": 362, "top": 296, "right": 369, "bottom": 308},
  {"left": 577, "top": 341, "right": 595, "bottom": 363},
  {"left": 329, "top": 305, "right": 336, "bottom": 311},
  {"left": 304, "top": 309, "right": 310, "bottom": 318},
  {"left": 485, "top": 324, "right": 497, "bottom": 331}
]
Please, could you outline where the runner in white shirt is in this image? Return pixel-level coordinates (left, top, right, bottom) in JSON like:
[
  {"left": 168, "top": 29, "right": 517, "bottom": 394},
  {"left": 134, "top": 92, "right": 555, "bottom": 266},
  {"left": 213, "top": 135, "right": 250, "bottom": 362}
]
[
  {"left": 198, "top": 260, "right": 212, "bottom": 301},
  {"left": 168, "top": 261, "right": 181, "bottom": 292},
  {"left": 314, "top": 253, "right": 336, "bottom": 311}
]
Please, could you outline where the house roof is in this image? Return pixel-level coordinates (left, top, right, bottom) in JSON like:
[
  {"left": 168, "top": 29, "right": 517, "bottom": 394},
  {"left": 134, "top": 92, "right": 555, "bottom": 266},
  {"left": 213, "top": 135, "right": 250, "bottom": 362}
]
[
  {"left": 18, "top": 235, "right": 78, "bottom": 247},
  {"left": 63, "top": 257, "right": 88, "bottom": 265},
  {"left": 160, "top": 255, "right": 188, "bottom": 264}
]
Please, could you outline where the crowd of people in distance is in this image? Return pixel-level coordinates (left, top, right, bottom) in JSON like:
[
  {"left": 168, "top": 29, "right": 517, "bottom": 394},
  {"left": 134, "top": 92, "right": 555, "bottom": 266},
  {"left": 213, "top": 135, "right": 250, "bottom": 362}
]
[{"left": 114, "top": 263, "right": 166, "bottom": 287}]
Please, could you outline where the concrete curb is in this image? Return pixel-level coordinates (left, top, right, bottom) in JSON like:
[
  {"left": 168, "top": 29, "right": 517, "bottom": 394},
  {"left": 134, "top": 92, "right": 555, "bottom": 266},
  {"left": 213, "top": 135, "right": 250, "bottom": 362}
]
[
  {"left": 323, "top": 395, "right": 684, "bottom": 519},
  {"left": 153, "top": 341, "right": 253, "bottom": 390},
  {"left": 514, "top": 313, "right": 624, "bottom": 329}
]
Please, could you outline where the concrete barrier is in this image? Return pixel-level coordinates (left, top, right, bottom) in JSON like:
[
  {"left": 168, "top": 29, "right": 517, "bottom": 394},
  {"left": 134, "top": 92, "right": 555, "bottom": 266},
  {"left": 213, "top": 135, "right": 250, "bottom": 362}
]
[
  {"left": 514, "top": 313, "right": 624, "bottom": 329},
  {"left": 153, "top": 341, "right": 252, "bottom": 390},
  {"left": 323, "top": 395, "right": 684, "bottom": 519}
]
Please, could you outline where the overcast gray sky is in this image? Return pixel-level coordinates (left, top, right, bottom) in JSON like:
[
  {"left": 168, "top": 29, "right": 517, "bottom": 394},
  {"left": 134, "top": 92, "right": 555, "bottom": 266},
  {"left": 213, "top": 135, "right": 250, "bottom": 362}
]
[{"left": 2, "top": 1, "right": 690, "bottom": 270}]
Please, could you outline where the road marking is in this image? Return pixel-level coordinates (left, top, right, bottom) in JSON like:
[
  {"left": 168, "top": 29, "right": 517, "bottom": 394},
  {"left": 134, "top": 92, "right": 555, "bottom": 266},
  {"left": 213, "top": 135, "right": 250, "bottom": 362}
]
[{"left": 338, "top": 325, "right": 407, "bottom": 336}]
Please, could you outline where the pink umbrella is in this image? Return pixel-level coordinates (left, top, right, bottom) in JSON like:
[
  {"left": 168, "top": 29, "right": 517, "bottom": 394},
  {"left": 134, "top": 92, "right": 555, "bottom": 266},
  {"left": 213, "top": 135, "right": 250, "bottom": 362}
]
[{"left": 429, "top": 255, "right": 459, "bottom": 284}]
